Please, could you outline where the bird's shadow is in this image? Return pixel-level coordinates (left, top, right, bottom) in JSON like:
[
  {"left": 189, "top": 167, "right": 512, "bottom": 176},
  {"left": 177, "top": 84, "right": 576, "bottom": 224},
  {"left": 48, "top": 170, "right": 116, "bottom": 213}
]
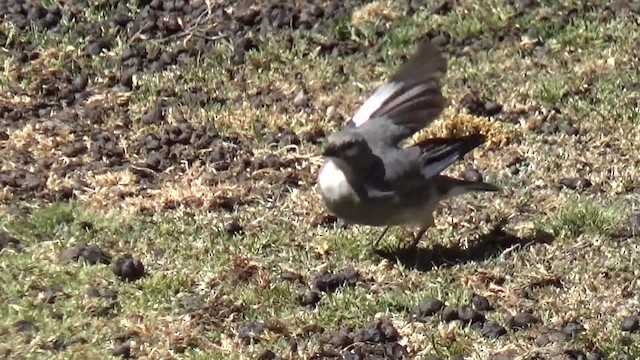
[{"left": 373, "top": 219, "right": 554, "bottom": 272}]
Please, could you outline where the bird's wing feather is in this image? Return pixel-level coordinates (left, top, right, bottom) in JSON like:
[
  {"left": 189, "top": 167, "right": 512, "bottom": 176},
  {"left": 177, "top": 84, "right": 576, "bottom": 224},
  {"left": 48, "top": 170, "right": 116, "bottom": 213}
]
[
  {"left": 362, "top": 185, "right": 398, "bottom": 200},
  {"left": 412, "top": 134, "right": 487, "bottom": 179},
  {"left": 431, "top": 175, "right": 501, "bottom": 200},
  {"left": 350, "top": 41, "right": 448, "bottom": 145},
  {"left": 369, "top": 134, "right": 488, "bottom": 193}
]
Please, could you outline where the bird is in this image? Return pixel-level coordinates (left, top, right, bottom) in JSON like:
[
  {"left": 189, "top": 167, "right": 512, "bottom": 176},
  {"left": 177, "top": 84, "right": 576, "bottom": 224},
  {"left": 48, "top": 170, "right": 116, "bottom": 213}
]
[{"left": 316, "top": 40, "right": 501, "bottom": 250}]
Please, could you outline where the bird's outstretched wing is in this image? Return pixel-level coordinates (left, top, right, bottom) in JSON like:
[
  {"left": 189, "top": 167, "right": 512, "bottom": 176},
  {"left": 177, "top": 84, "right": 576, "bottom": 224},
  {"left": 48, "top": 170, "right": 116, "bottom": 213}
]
[{"left": 350, "top": 40, "right": 448, "bottom": 146}]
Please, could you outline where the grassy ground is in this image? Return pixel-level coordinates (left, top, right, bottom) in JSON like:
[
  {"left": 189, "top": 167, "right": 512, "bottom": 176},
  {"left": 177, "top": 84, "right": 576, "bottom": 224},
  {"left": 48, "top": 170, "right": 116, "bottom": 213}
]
[{"left": 1, "top": 0, "right": 640, "bottom": 359}]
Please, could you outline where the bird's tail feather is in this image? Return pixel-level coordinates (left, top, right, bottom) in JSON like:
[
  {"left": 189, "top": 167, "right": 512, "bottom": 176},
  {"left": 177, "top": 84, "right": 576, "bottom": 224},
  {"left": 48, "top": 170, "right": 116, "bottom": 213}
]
[
  {"left": 434, "top": 175, "right": 501, "bottom": 199},
  {"left": 413, "top": 133, "right": 487, "bottom": 179}
]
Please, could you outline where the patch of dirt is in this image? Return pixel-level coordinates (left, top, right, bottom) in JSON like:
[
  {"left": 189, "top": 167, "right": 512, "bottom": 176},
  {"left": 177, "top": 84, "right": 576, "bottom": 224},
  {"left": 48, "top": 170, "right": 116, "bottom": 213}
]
[
  {"left": 229, "top": 255, "right": 261, "bottom": 283},
  {"left": 312, "top": 265, "right": 361, "bottom": 293},
  {"left": 87, "top": 294, "right": 120, "bottom": 318},
  {"left": 2, "top": 0, "right": 348, "bottom": 213},
  {"left": 178, "top": 293, "right": 245, "bottom": 331},
  {"left": 0, "top": 231, "right": 25, "bottom": 252},
  {"left": 14, "top": 319, "right": 39, "bottom": 333},
  {"left": 86, "top": 286, "right": 119, "bottom": 300},
  {"left": 621, "top": 315, "right": 640, "bottom": 333},
  {"left": 30, "top": 284, "right": 63, "bottom": 304},
  {"left": 257, "top": 349, "right": 277, "bottom": 360},
  {"left": 400, "top": 292, "right": 620, "bottom": 358},
  {"left": 5, "top": 0, "right": 610, "bottom": 214},
  {"left": 458, "top": 91, "right": 504, "bottom": 118},
  {"left": 112, "top": 341, "right": 132, "bottom": 358},
  {"left": 536, "top": 321, "right": 586, "bottom": 347},
  {"left": 280, "top": 269, "right": 304, "bottom": 283},
  {"left": 237, "top": 319, "right": 288, "bottom": 345},
  {"left": 59, "top": 242, "right": 112, "bottom": 265},
  {"left": 507, "top": 312, "right": 540, "bottom": 329},
  {"left": 39, "top": 337, "right": 68, "bottom": 352},
  {"left": 558, "top": 177, "right": 593, "bottom": 191},
  {"left": 617, "top": 213, "right": 640, "bottom": 238},
  {"left": 125, "top": 0, "right": 373, "bottom": 44},
  {"left": 320, "top": 319, "right": 407, "bottom": 359},
  {"left": 295, "top": 265, "right": 363, "bottom": 308},
  {"left": 0, "top": 107, "right": 318, "bottom": 212},
  {"left": 410, "top": 296, "right": 444, "bottom": 321}
]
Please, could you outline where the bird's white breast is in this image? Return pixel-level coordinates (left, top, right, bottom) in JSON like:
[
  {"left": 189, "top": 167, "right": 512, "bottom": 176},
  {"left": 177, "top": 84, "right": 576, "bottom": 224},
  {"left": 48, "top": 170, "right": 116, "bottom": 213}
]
[{"left": 317, "top": 159, "right": 353, "bottom": 202}]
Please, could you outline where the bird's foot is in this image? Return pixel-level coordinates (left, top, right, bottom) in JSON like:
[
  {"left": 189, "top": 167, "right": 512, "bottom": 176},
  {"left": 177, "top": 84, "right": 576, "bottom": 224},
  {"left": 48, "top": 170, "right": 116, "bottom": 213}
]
[
  {"left": 406, "top": 228, "right": 427, "bottom": 250},
  {"left": 371, "top": 226, "right": 390, "bottom": 252}
]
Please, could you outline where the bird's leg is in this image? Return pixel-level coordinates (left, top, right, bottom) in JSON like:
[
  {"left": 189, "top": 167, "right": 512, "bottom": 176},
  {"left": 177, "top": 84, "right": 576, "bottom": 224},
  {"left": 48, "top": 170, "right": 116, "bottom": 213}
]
[
  {"left": 408, "top": 227, "right": 428, "bottom": 249},
  {"left": 408, "top": 216, "right": 434, "bottom": 249},
  {"left": 372, "top": 226, "right": 390, "bottom": 249}
]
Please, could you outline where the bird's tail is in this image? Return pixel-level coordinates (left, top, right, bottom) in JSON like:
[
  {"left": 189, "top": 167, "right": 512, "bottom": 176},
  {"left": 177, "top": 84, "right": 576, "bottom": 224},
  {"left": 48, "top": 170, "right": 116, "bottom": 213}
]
[
  {"left": 413, "top": 133, "right": 488, "bottom": 179},
  {"left": 433, "top": 175, "right": 501, "bottom": 200}
]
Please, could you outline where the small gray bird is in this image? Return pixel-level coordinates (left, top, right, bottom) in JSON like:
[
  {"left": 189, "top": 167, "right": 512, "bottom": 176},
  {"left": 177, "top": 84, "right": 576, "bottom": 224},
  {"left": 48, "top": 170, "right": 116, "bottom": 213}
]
[{"left": 317, "top": 41, "right": 500, "bottom": 249}]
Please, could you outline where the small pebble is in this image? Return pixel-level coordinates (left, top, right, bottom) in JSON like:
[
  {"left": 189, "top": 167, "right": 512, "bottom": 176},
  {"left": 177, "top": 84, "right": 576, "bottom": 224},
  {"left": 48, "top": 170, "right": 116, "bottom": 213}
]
[
  {"left": 441, "top": 306, "right": 459, "bottom": 322},
  {"left": 300, "top": 291, "right": 321, "bottom": 306},
  {"left": 257, "top": 349, "right": 277, "bottom": 360},
  {"left": 312, "top": 214, "right": 338, "bottom": 227},
  {"left": 293, "top": 89, "right": 308, "bottom": 107},
  {"left": 112, "top": 342, "right": 131, "bottom": 358},
  {"left": 621, "top": 315, "right": 640, "bottom": 333},
  {"left": 223, "top": 219, "right": 243, "bottom": 235},
  {"left": 563, "top": 123, "right": 579, "bottom": 135},
  {"left": 559, "top": 177, "right": 592, "bottom": 190},
  {"left": 508, "top": 312, "right": 539, "bottom": 329},
  {"left": 50, "top": 309, "right": 64, "bottom": 320},
  {"left": 562, "top": 321, "right": 586, "bottom": 338},
  {"left": 73, "top": 75, "right": 89, "bottom": 91},
  {"left": 14, "top": 320, "right": 38, "bottom": 333},
  {"left": 618, "top": 213, "right": 640, "bottom": 238},
  {"left": 262, "top": 153, "right": 281, "bottom": 169},
  {"left": 480, "top": 320, "right": 507, "bottom": 338},
  {"left": 119, "top": 68, "right": 135, "bottom": 90},
  {"left": 330, "top": 327, "right": 352, "bottom": 347},
  {"left": 430, "top": 0, "right": 454, "bottom": 15},
  {"left": 462, "top": 168, "right": 483, "bottom": 182},
  {"left": 484, "top": 101, "right": 503, "bottom": 115},
  {"left": 565, "top": 349, "right": 587, "bottom": 359},
  {"left": 238, "top": 321, "right": 266, "bottom": 345},
  {"left": 587, "top": 350, "right": 606, "bottom": 360},
  {"left": 471, "top": 293, "right": 492, "bottom": 311},
  {"left": 111, "top": 255, "right": 145, "bottom": 282},
  {"left": 535, "top": 334, "right": 551, "bottom": 347},
  {"left": 458, "top": 305, "right": 485, "bottom": 324},
  {"left": 412, "top": 297, "right": 445, "bottom": 319},
  {"left": 142, "top": 106, "right": 164, "bottom": 124},
  {"left": 280, "top": 270, "right": 304, "bottom": 283}
]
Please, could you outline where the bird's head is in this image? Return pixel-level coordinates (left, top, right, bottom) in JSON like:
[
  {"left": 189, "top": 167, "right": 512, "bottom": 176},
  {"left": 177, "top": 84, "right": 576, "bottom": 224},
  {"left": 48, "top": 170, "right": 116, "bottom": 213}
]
[{"left": 322, "top": 130, "right": 370, "bottom": 160}]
